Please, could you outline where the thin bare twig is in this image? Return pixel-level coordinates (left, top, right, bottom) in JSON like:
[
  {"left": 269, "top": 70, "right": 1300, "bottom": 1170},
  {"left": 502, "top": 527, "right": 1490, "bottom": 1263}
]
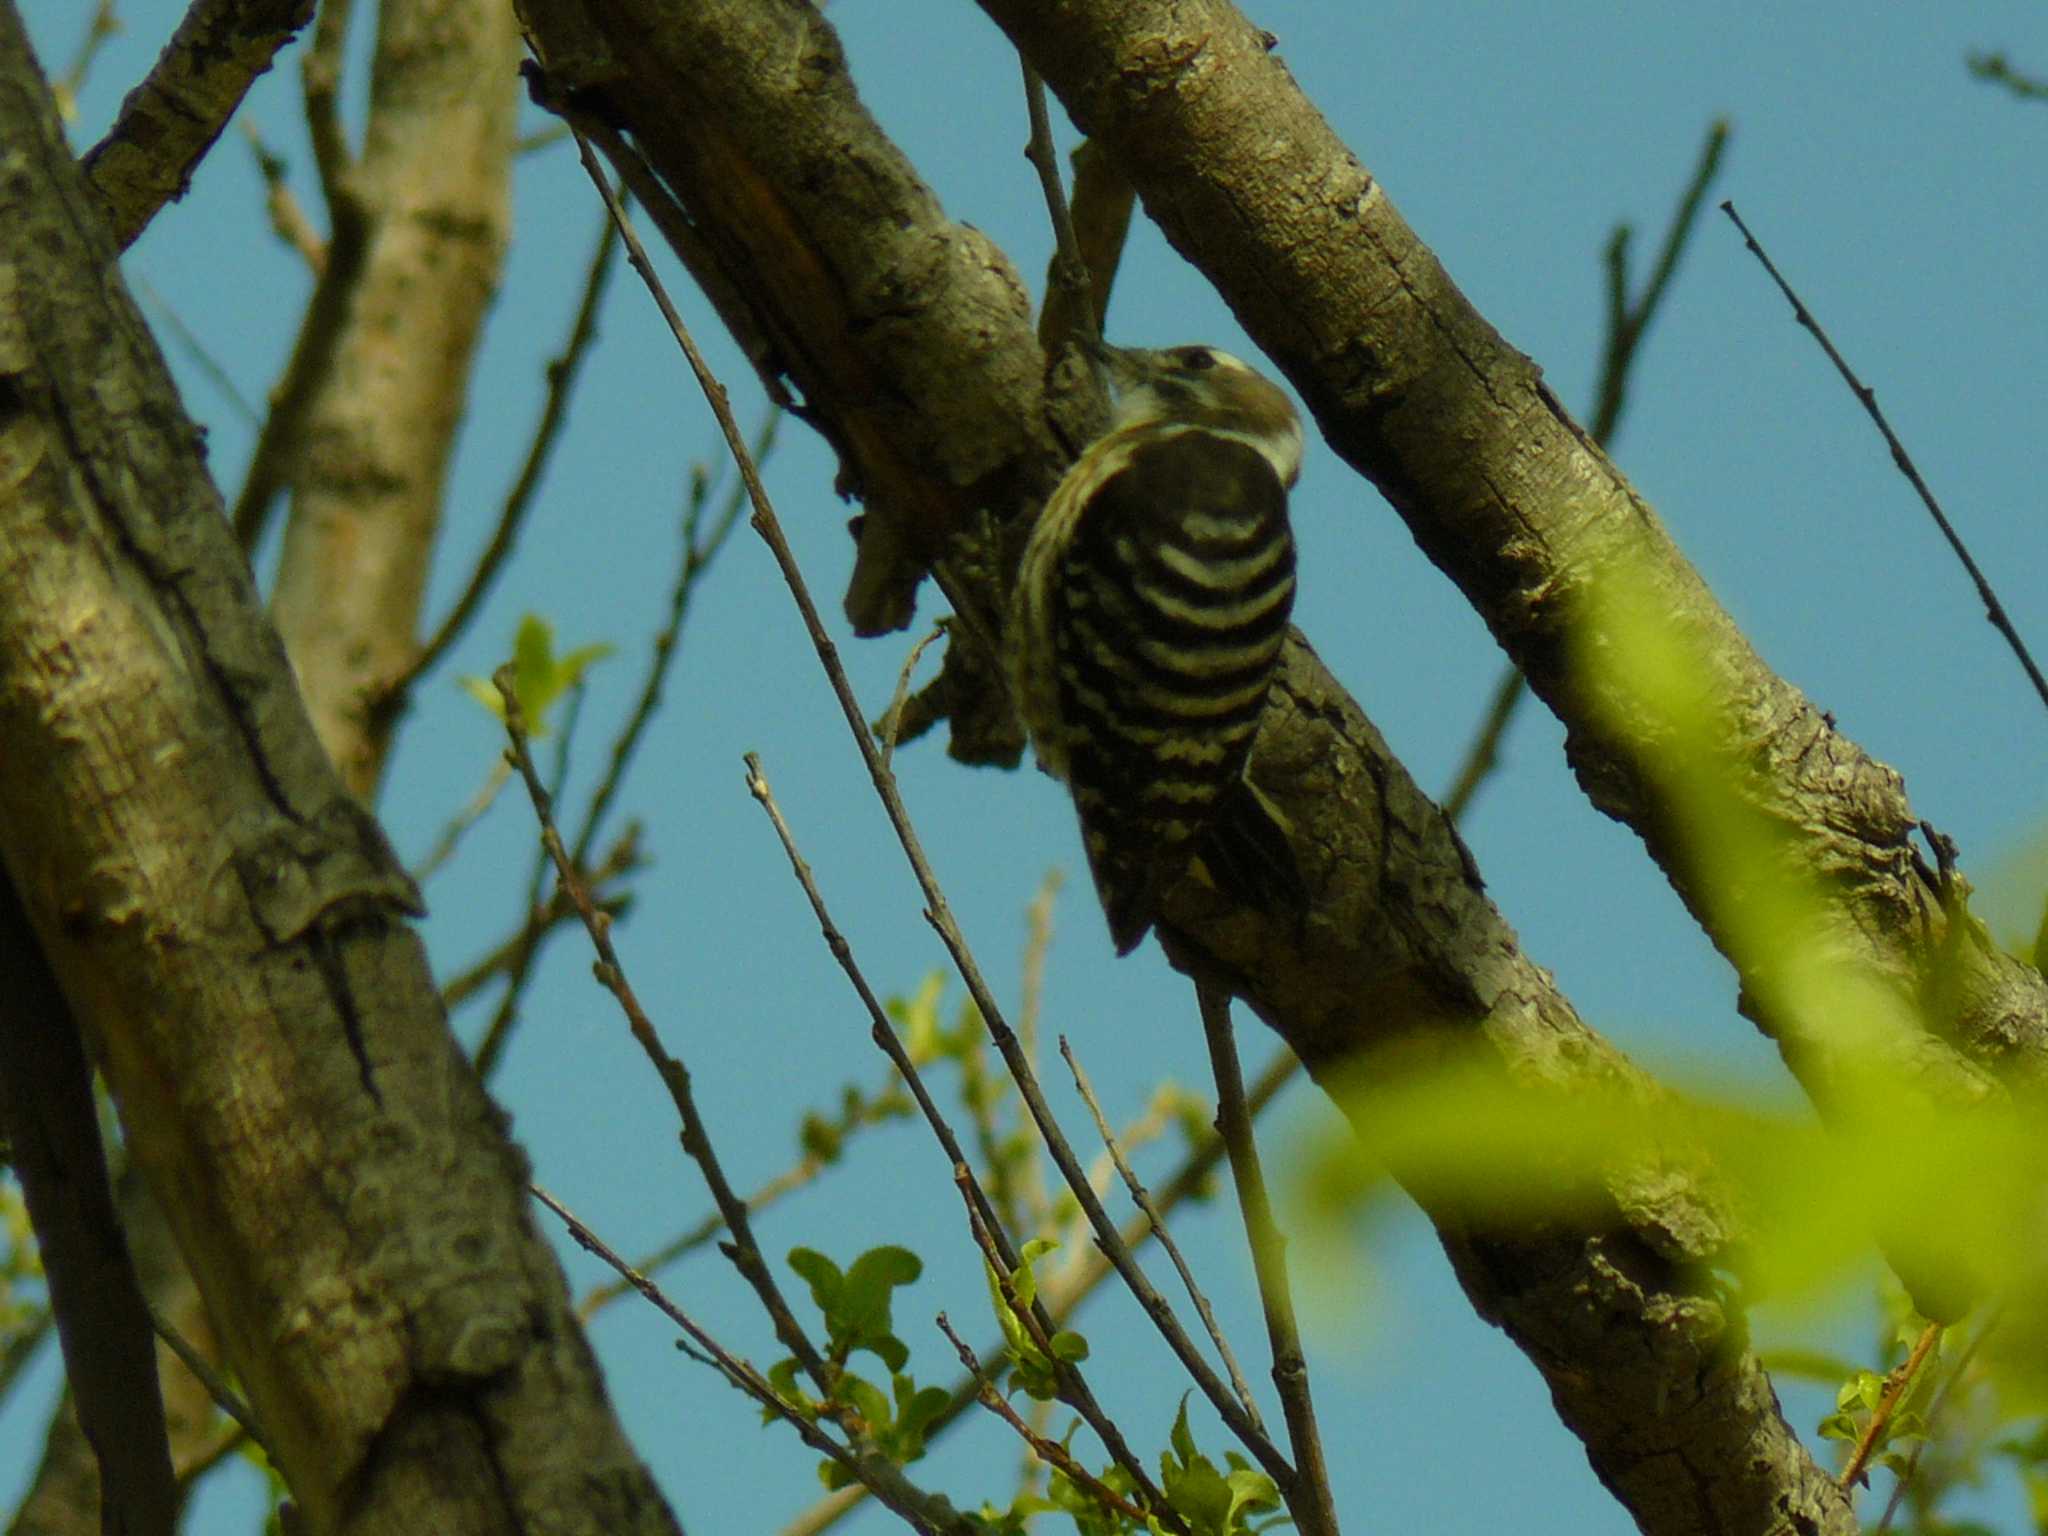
[
  {"left": 1968, "top": 51, "right": 2048, "bottom": 100},
  {"left": 413, "top": 758, "right": 512, "bottom": 885},
  {"left": 878, "top": 621, "right": 944, "bottom": 772},
  {"left": 55, "top": 0, "right": 120, "bottom": 107},
  {"left": 573, "top": 417, "right": 768, "bottom": 870},
  {"left": 147, "top": 1304, "right": 271, "bottom": 1461},
  {"left": 531, "top": 1185, "right": 972, "bottom": 1536},
  {"left": 741, "top": 752, "right": 1170, "bottom": 1519},
  {"left": 1062, "top": 1034, "right": 1266, "bottom": 1434},
  {"left": 1197, "top": 983, "right": 1338, "bottom": 1536},
  {"left": 132, "top": 275, "right": 259, "bottom": 425},
  {"left": 472, "top": 419, "right": 750, "bottom": 1069},
  {"left": 578, "top": 1075, "right": 907, "bottom": 1321},
  {"left": 496, "top": 672, "right": 834, "bottom": 1396},
  {"left": 935, "top": 1312, "right": 1151, "bottom": 1526},
  {"left": 380, "top": 211, "right": 621, "bottom": 724},
  {"left": 1019, "top": 61, "right": 1096, "bottom": 348},
  {"left": 776, "top": 1048, "right": 1304, "bottom": 1536},
  {"left": 438, "top": 828, "right": 638, "bottom": 1009},
  {"left": 1011, "top": 871, "right": 1061, "bottom": 1232},
  {"left": 472, "top": 679, "right": 587, "bottom": 1075},
  {"left": 1440, "top": 663, "right": 1527, "bottom": 825},
  {"left": 1723, "top": 200, "right": 2048, "bottom": 716},
  {"left": 241, "top": 120, "right": 325, "bottom": 270},
  {"left": 1591, "top": 120, "right": 1729, "bottom": 443},
  {"left": 299, "top": 0, "right": 353, "bottom": 200},
  {"left": 226, "top": 0, "right": 363, "bottom": 551},
  {"left": 567, "top": 107, "right": 1294, "bottom": 1492}
]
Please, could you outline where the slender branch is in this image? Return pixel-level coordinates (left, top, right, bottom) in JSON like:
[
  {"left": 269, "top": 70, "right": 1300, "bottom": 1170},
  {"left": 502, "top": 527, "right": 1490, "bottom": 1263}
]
[
  {"left": 572, "top": 411, "right": 769, "bottom": 870},
  {"left": 474, "top": 417, "right": 747, "bottom": 1070},
  {"left": 530, "top": 1185, "right": 974, "bottom": 1536},
  {"left": 439, "top": 828, "right": 639, "bottom": 1009},
  {"left": 742, "top": 752, "right": 1168, "bottom": 1518},
  {"left": 1589, "top": 120, "right": 1728, "bottom": 443},
  {"left": 299, "top": 0, "right": 353, "bottom": 201},
  {"left": 578, "top": 1074, "right": 906, "bottom": 1321},
  {"left": 1062, "top": 1034, "right": 1266, "bottom": 1434},
  {"left": 472, "top": 679, "right": 586, "bottom": 1073},
  {"left": 1439, "top": 662, "right": 1527, "bottom": 824},
  {"left": 1019, "top": 61, "right": 1095, "bottom": 348},
  {"left": 147, "top": 1303, "right": 272, "bottom": 1461},
  {"left": 775, "top": 1049, "right": 1304, "bottom": 1536},
  {"left": 81, "top": 0, "right": 316, "bottom": 251},
  {"left": 496, "top": 672, "right": 834, "bottom": 1396},
  {"left": 935, "top": 1312, "right": 1152, "bottom": 1526},
  {"left": 1873, "top": 1306, "right": 2001, "bottom": 1532},
  {"left": 1196, "top": 983, "right": 1338, "bottom": 1536},
  {"left": 241, "top": 119, "right": 325, "bottom": 270},
  {"left": 1967, "top": 51, "right": 2048, "bottom": 101},
  {"left": 1722, "top": 200, "right": 2048, "bottom": 715},
  {"left": 54, "top": 0, "right": 118, "bottom": 105},
  {"left": 132, "top": 273, "right": 259, "bottom": 424},
  {"left": 1837, "top": 1319, "right": 1943, "bottom": 1491},
  {"left": 1037, "top": 139, "right": 1133, "bottom": 352},
  {"left": 878, "top": 621, "right": 944, "bottom": 771}
]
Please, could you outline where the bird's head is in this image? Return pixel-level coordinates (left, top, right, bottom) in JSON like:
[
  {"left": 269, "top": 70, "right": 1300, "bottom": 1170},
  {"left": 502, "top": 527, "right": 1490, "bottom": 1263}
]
[{"left": 1089, "top": 341, "right": 1304, "bottom": 487}]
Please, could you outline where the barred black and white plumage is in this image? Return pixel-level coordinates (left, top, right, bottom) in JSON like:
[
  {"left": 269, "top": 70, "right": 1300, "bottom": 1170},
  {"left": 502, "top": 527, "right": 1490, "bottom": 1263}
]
[{"left": 1013, "top": 343, "right": 1306, "bottom": 954}]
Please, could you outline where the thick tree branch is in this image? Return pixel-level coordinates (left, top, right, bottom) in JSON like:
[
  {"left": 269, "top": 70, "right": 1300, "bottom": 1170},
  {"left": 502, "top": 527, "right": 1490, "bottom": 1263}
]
[
  {"left": 974, "top": 0, "right": 2046, "bottom": 1143},
  {"left": 82, "top": 0, "right": 315, "bottom": 251},
  {"left": 268, "top": 0, "right": 521, "bottom": 796},
  {"left": 515, "top": 0, "right": 1065, "bottom": 637},
  {"left": 0, "top": 11, "right": 682, "bottom": 1532},
  {"left": 512, "top": 0, "right": 1861, "bottom": 1529}
]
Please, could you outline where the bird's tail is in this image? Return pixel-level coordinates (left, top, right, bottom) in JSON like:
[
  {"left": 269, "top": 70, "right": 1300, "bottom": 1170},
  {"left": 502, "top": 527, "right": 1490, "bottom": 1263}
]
[{"left": 1195, "top": 777, "right": 1308, "bottom": 929}]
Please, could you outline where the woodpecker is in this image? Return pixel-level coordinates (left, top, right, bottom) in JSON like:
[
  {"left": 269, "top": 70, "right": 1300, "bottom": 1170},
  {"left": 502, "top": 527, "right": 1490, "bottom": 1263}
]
[{"left": 1013, "top": 342, "right": 1305, "bottom": 954}]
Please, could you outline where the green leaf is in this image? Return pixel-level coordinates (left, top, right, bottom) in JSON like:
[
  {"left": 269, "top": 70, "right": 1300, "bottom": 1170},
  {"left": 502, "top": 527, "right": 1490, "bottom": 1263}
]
[
  {"left": 461, "top": 613, "right": 614, "bottom": 733},
  {"left": 787, "top": 1247, "right": 845, "bottom": 1316},
  {"left": 789, "top": 1244, "right": 921, "bottom": 1375}
]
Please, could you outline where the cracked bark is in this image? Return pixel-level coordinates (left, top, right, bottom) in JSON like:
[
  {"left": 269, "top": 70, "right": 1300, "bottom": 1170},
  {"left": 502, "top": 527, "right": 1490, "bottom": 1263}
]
[
  {"left": 0, "top": 8, "right": 682, "bottom": 1533},
  {"left": 972, "top": 0, "right": 2048, "bottom": 1124},
  {"left": 513, "top": 0, "right": 1874, "bottom": 1529}
]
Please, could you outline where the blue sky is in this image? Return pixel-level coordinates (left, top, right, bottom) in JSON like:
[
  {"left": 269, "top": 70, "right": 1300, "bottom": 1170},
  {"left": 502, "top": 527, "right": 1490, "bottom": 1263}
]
[{"left": 10, "top": 1, "right": 2048, "bottom": 1531}]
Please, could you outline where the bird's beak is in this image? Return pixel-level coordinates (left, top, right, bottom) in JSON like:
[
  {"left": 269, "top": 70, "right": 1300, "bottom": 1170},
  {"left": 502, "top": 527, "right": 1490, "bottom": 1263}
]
[{"left": 1081, "top": 338, "right": 1148, "bottom": 401}]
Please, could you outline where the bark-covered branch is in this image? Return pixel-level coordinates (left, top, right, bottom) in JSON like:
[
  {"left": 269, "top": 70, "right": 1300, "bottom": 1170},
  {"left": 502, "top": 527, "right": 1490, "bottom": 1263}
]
[
  {"left": 0, "top": 10, "right": 682, "bottom": 1532},
  {"left": 267, "top": 0, "right": 521, "bottom": 795},
  {"left": 0, "top": 880, "right": 176, "bottom": 1536},
  {"left": 514, "top": 0, "right": 1858, "bottom": 1528},
  {"left": 973, "top": 0, "right": 2048, "bottom": 1116},
  {"left": 514, "top": 0, "right": 1067, "bottom": 638},
  {"left": 81, "top": 0, "right": 314, "bottom": 251}
]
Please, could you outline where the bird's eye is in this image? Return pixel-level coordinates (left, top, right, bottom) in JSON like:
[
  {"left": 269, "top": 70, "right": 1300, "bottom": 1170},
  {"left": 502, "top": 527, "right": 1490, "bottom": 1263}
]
[{"left": 1178, "top": 347, "right": 1217, "bottom": 371}]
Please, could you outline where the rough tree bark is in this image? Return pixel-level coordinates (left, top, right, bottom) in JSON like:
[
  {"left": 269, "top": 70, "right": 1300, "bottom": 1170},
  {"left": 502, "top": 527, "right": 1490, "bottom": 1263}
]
[
  {"left": 507, "top": 0, "right": 2031, "bottom": 1531},
  {"left": 502, "top": 0, "right": 1919, "bottom": 1531},
  {"left": 0, "top": 9, "right": 682, "bottom": 1533}
]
